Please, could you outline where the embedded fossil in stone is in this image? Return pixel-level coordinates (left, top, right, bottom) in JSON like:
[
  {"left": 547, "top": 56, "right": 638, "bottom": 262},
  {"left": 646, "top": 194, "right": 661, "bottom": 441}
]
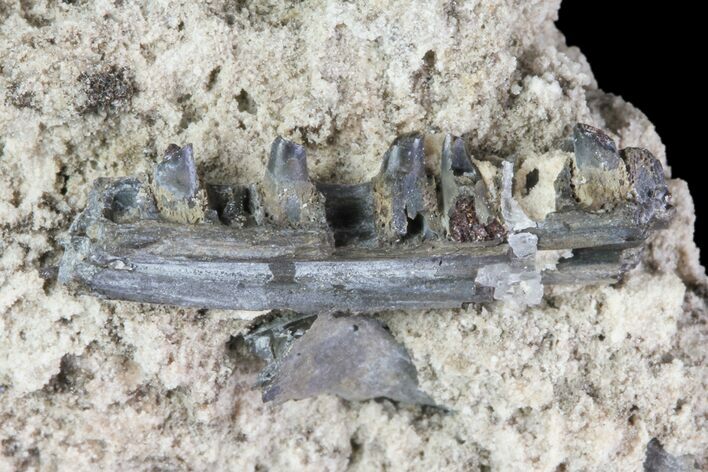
[
  {"left": 57, "top": 123, "right": 674, "bottom": 404},
  {"left": 58, "top": 123, "right": 673, "bottom": 311},
  {"left": 441, "top": 134, "right": 505, "bottom": 242}
]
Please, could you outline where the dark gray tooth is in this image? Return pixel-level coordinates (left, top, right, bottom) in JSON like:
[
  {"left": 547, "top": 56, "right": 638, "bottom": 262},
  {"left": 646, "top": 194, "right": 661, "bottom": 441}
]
[
  {"left": 152, "top": 143, "right": 207, "bottom": 224},
  {"left": 376, "top": 133, "right": 430, "bottom": 238},
  {"left": 440, "top": 134, "right": 503, "bottom": 242},
  {"left": 154, "top": 143, "right": 199, "bottom": 201},
  {"left": 267, "top": 136, "right": 309, "bottom": 183},
  {"left": 573, "top": 123, "right": 621, "bottom": 171},
  {"left": 442, "top": 133, "right": 478, "bottom": 177},
  {"left": 620, "top": 147, "right": 674, "bottom": 226},
  {"left": 256, "top": 312, "right": 435, "bottom": 405},
  {"left": 381, "top": 133, "right": 425, "bottom": 177},
  {"left": 263, "top": 137, "right": 327, "bottom": 227}
]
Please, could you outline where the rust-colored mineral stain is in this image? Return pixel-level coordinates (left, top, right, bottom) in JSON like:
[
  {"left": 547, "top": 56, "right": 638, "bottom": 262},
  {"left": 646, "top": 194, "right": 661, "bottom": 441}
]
[{"left": 450, "top": 196, "right": 506, "bottom": 242}]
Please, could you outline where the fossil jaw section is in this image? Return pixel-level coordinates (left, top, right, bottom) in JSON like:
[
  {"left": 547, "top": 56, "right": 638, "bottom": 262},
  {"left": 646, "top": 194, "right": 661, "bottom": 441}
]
[
  {"left": 59, "top": 123, "right": 673, "bottom": 312},
  {"left": 58, "top": 123, "right": 673, "bottom": 405}
]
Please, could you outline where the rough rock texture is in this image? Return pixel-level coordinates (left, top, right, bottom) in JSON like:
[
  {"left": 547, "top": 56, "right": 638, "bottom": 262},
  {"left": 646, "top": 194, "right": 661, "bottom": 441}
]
[{"left": 0, "top": 1, "right": 705, "bottom": 471}]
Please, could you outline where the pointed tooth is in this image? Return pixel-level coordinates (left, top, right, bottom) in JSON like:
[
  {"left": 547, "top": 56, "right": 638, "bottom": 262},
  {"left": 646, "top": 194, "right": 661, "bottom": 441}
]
[
  {"left": 441, "top": 133, "right": 477, "bottom": 177},
  {"left": 381, "top": 133, "right": 425, "bottom": 176},
  {"left": 377, "top": 133, "right": 429, "bottom": 237},
  {"left": 267, "top": 136, "right": 309, "bottom": 183},
  {"left": 573, "top": 123, "right": 621, "bottom": 171},
  {"left": 440, "top": 134, "right": 501, "bottom": 241},
  {"left": 262, "top": 137, "right": 328, "bottom": 227},
  {"left": 152, "top": 143, "right": 207, "bottom": 223},
  {"left": 154, "top": 143, "right": 199, "bottom": 201}
]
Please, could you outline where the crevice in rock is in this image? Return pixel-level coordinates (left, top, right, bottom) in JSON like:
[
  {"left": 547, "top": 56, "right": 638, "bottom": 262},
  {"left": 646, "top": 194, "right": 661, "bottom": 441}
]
[{"left": 235, "top": 89, "right": 257, "bottom": 114}]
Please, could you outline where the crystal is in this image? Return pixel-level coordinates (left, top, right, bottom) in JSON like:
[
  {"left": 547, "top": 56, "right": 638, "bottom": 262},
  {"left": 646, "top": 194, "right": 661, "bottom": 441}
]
[
  {"left": 500, "top": 160, "right": 536, "bottom": 231},
  {"left": 508, "top": 232, "right": 538, "bottom": 259}
]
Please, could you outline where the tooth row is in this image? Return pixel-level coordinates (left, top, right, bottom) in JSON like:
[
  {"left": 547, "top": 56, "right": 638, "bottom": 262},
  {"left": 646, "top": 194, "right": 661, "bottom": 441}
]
[{"left": 132, "top": 124, "right": 672, "bottom": 242}]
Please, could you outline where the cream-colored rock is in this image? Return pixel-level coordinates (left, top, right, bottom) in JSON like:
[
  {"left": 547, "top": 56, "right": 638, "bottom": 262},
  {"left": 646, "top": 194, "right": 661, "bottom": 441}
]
[
  {"left": 0, "top": 1, "right": 705, "bottom": 471},
  {"left": 515, "top": 149, "right": 569, "bottom": 221}
]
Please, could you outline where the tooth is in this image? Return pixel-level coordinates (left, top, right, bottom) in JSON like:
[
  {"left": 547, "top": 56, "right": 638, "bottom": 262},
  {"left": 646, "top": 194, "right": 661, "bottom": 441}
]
[
  {"left": 440, "top": 134, "right": 503, "bottom": 242},
  {"left": 570, "top": 124, "right": 633, "bottom": 211},
  {"left": 267, "top": 136, "right": 310, "bottom": 183},
  {"left": 620, "top": 147, "right": 674, "bottom": 226},
  {"left": 262, "top": 136, "right": 327, "bottom": 227},
  {"left": 374, "top": 133, "right": 434, "bottom": 239},
  {"left": 572, "top": 123, "right": 621, "bottom": 171},
  {"left": 155, "top": 144, "right": 199, "bottom": 200},
  {"left": 153, "top": 143, "right": 206, "bottom": 223}
]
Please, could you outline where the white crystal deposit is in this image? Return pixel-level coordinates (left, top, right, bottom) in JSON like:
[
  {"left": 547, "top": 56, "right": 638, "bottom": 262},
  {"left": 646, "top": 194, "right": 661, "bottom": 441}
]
[{"left": 0, "top": 1, "right": 705, "bottom": 470}]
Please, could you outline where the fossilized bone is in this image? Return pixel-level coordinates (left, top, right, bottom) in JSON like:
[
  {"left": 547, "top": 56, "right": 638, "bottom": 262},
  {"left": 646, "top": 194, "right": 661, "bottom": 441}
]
[{"left": 58, "top": 124, "right": 673, "bottom": 404}]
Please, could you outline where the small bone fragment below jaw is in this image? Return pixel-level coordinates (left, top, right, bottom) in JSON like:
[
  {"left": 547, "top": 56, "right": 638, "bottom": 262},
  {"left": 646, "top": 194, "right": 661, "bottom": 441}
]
[{"left": 251, "top": 312, "right": 435, "bottom": 405}]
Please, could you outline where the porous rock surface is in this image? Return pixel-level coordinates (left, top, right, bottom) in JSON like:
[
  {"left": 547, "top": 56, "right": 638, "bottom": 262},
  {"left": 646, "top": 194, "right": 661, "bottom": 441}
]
[{"left": 0, "top": 1, "right": 705, "bottom": 470}]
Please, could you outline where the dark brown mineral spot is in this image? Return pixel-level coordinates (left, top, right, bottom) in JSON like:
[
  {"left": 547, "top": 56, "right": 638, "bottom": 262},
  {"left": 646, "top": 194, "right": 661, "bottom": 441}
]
[
  {"left": 5, "top": 82, "right": 37, "bottom": 110},
  {"left": 78, "top": 65, "right": 135, "bottom": 114},
  {"left": 450, "top": 196, "right": 506, "bottom": 242}
]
